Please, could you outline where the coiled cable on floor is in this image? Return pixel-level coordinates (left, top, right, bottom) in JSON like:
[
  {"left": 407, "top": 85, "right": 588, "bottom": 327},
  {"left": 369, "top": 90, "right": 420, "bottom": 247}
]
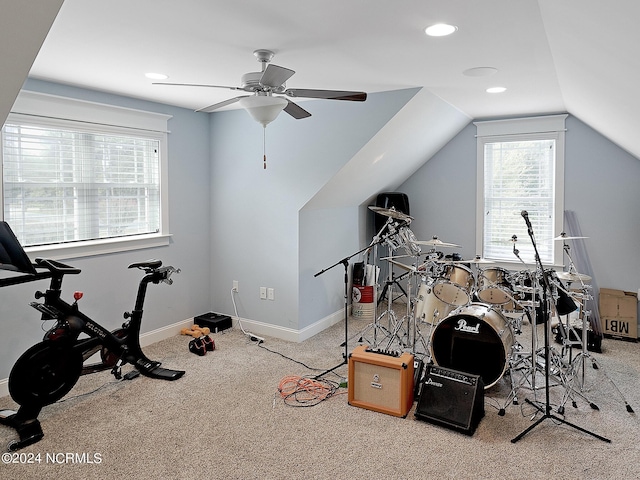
[{"left": 277, "top": 375, "right": 344, "bottom": 407}]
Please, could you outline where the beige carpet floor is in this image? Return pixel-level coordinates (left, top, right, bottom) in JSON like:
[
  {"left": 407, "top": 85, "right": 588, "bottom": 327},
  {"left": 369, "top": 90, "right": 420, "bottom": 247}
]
[{"left": 1, "top": 305, "right": 639, "bottom": 479}]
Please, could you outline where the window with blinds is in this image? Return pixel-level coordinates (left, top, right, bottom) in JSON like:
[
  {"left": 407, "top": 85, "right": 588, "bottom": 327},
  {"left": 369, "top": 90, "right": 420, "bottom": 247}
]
[
  {"left": 2, "top": 122, "right": 161, "bottom": 248},
  {"left": 475, "top": 115, "right": 566, "bottom": 266},
  {"left": 483, "top": 139, "right": 555, "bottom": 264}
]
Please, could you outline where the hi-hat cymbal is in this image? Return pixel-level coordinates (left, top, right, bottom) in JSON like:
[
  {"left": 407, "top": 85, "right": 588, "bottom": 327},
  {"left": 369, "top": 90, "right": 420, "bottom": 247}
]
[
  {"left": 386, "top": 259, "right": 425, "bottom": 274},
  {"left": 556, "top": 271, "right": 592, "bottom": 283},
  {"left": 554, "top": 232, "right": 589, "bottom": 241},
  {"left": 368, "top": 206, "right": 413, "bottom": 222},
  {"left": 463, "top": 256, "right": 495, "bottom": 265},
  {"left": 439, "top": 257, "right": 494, "bottom": 265},
  {"left": 414, "top": 236, "right": 461, "bottom": 248}
]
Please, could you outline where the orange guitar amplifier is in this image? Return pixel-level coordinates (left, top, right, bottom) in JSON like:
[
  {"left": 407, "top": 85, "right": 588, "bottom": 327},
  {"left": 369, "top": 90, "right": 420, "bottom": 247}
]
[{"left": 348, "top": 345, "right": 414, "bottom": 417}]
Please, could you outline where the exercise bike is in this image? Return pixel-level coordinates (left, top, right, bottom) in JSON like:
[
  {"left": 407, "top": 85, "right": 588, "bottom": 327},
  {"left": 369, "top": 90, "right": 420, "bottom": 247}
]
[{"left": 0, "top": 222, "right": 185, "bottom": 451}]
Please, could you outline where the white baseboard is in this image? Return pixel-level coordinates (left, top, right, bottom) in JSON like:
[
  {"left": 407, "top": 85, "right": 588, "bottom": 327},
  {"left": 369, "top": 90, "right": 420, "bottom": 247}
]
[{"left": 233, "top": 308, "right": 346, "bottom": 343}]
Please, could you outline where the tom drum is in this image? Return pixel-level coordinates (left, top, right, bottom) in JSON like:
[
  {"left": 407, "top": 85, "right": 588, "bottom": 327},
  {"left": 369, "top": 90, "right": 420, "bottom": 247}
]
[
  {"left": 477, "top": 267, "right": 513, "bottom": 305},
  {"left": 414, "top": 283, "right": 455, "bottom": 325},
  {"left": 433, "top": 264, "right": 474, "bottom": 306}
]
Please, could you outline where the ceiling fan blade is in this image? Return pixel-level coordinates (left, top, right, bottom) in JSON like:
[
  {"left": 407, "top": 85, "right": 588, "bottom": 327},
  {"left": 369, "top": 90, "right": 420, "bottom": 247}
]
[
  {"left": 260, "top": 64, "right": 295, "bottom": 89},
  {"left": 153, "top": 82, "right": 242, "bottom": 91},
  {"left": 284, "top": 88, "right": 367, "bottom": 102},
  {"left": 283, "top": 100, "right": 312, "bottom": 119},
  {"left": 196, "top": 96, "right": 249, "bottom": 113}
]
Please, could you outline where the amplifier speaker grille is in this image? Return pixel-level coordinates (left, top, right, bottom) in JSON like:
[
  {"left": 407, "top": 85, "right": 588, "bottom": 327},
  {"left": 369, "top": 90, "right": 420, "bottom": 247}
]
[{"left": 414, "top": 365, "right": 484, "bottom": 435}]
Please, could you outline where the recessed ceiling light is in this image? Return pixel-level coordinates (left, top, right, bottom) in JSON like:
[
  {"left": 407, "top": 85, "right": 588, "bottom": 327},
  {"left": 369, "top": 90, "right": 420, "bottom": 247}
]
[
  {"left": 486, "top": 86, "right": 507, "bottom": 93},
  {"left": 145, "top": 72, "right": 169, "bottom": 80},
  {"left": 425, "top": 23, "right": 458, "bottom": 37},
  {"left": 463, "top": 67, "right": 498, "bottom": 77}
]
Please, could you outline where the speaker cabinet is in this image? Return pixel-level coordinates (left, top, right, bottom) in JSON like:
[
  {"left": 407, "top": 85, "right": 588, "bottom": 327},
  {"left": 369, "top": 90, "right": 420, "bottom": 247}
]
[
  {"left": 415, "top": 365, "right": 484, "bottom": 435},
  {"left": 348, "top": 345, "right": 414, "bottom": 418},
  {"left": 374, "top": 192, "right": 410, "bottom": 233}
]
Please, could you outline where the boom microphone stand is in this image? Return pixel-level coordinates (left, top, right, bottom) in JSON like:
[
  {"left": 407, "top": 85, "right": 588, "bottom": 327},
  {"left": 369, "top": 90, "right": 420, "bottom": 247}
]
[
  {"left": 511, "top": 211, "right": 610, "bottom": 444},
  {"left": 313, "top": 237, "right": 387, "bottom": 379}
]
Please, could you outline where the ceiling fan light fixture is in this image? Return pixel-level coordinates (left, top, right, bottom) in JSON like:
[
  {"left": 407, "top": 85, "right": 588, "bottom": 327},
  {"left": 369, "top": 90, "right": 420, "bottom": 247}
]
[{"left": 239, "top": 95, "right": 288, "bottom": 127}]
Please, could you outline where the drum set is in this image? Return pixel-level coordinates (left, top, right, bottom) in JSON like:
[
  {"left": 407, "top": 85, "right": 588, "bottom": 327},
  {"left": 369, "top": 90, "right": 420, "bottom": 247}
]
[{"left": 355, "top": 206, "right": 604, "bottom": 407}]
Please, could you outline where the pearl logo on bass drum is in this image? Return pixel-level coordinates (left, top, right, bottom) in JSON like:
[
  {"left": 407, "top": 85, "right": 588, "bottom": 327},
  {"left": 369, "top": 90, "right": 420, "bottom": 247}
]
[{"left": 454, "top": 319, "right": 481, "bottom": 334}]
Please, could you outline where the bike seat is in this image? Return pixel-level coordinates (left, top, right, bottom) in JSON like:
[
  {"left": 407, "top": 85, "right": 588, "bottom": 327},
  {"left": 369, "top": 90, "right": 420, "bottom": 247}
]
[{"left": 128, "top": 259, "right": 162, "bottom": 270}]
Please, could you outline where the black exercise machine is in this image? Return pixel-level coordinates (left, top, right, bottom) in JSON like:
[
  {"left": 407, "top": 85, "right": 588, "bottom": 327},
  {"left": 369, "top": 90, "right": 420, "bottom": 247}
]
[{"left": 0, "top": 221, "right": 185, "bottom": 451}]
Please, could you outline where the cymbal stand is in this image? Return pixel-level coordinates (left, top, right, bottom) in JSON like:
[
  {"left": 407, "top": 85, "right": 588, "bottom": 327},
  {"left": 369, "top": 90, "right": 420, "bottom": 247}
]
[
  {"left": 506, "top": 239, "right": 542, "bottom": 402},
  {"left": 348, "top": 219, "right": 397, "bottom": 347},
  {"left": 561, "top": 287, "right": 636, "bottom": 414},
  {"left": 511, "top": 212, "right": 609, "bottom": 443},
  {"left": 375, "top": 250, "right": 408, "bottom": 349}
]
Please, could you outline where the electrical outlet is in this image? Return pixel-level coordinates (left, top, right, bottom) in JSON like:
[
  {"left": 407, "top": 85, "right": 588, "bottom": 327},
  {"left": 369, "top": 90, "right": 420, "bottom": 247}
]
[
  {"left": 267, "top": 288, "right": 275, "bottom": 300},
  {"left": 233, "top": 280, "right": 239, "bottom": 292},
  {"left": 260, "top": 287, "right": 267, "bottom": 299}
]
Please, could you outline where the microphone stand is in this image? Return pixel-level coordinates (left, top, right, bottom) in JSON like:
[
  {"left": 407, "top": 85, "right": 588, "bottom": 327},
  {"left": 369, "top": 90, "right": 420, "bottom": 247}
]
[
  {"left": 511, "top": 212, "right": 610, "bottom": 444},
  {"left": 313, "top": 237, "right": 387, "bottom": 379}
]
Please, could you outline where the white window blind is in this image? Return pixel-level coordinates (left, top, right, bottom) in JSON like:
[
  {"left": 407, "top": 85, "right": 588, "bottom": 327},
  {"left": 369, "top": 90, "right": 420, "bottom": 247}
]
[
  {"left": 2, "top": 123, "right": 160, "bottom": 247},
  {"left": 475, "top": 115, "right": 566, "bottom": 266},
  {"left": 1, "top": 90, "right": 172, "bottom": 256},
  {"left": 483, "top": 139, "right": 555, "bottom": 263}
]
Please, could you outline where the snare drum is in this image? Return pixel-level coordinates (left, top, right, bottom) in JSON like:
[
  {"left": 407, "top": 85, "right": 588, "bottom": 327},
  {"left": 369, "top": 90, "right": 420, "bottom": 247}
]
[
  {"left": 433, "top": 264, "right": 474, "bottom": 306},
  {"left": 477, "top": 267, "right": 513, "bottom": 305}
]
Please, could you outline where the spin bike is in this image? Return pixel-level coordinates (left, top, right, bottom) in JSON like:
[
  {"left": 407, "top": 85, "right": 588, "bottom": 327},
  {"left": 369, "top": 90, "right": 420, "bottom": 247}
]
[{"left": 0, "top": 253, "right": 185, "bottom": 451}]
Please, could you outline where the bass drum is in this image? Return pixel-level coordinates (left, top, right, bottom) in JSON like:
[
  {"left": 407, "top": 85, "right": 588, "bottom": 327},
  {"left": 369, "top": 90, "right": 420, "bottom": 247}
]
[{"left": 430, "top": 303, "right": 514, "bottom": 389}]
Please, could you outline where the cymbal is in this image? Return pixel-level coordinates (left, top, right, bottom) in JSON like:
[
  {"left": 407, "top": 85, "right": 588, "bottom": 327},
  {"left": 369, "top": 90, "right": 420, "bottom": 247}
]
[
  {"left": 463, "top": 256, "right": 495, "bottom": 265},
  {"left": 554, "top": 232, "right": 589, "bottom": 241},
  {"left": 556, "top": 271, "right": 592, "bottom": 283},
  {"left": 387, "top": 259, "right": 425, "bottom": 274},
  {"left": 368, "top": 206, "right": 413, "bottom": 221},
  {"left": 414, "top": 237, "right": 461, "bottom": 248}
]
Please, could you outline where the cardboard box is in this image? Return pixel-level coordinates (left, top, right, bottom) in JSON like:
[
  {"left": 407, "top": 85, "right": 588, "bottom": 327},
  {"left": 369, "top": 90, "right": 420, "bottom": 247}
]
[{"left": 599, "top": 288, "right": 638, "bottom": 340}]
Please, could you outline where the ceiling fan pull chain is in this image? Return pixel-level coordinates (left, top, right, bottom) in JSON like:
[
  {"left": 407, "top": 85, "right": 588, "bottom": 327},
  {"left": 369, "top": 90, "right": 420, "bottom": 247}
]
[{"left": 263, "top": 126, "right": 267, "bottom": 169}]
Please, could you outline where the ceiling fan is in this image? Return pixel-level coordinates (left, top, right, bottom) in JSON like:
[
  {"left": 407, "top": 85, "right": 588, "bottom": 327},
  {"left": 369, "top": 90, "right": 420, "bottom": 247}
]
[{"left": 153, "top": 49, "right": 368, "bottom": 126}]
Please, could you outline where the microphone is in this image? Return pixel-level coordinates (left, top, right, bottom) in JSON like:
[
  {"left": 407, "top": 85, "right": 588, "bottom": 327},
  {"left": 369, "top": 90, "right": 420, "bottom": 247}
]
[
  {"left": 521, "top": 210, "right": 533, "bottom": 233},
  {"left": 512, "top": 235, "right": 519, "bottom": 255}
]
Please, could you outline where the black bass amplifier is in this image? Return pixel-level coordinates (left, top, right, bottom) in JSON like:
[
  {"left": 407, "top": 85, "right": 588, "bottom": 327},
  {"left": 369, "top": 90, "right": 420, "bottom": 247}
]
[{"left": 415, "top": 365, "right": 484, "bottom": 435}]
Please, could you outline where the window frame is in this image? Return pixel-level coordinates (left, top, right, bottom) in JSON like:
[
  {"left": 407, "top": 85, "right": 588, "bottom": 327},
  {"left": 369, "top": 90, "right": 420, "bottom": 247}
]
[
  {"left": 1, "top": 90, "right": 172, "bottom": 260},
  {"left": 474, "top": 114, "right": 567, "bottom": 268}
]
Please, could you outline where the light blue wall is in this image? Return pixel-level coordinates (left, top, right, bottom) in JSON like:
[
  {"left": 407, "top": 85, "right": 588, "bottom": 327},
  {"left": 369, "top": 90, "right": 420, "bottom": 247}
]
[
  {"left": 398, "top": 115, "right": 640, "bottom": 294},
  {"left": 0, "top": 79, "right": 212, "bottom": 378},
  {"left": 208, "top": 90, "right": 418, "bottom": 331}
]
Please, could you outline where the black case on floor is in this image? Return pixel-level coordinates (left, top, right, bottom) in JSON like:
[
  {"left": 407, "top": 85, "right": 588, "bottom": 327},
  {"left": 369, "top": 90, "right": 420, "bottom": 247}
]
[{"left": 194, "top": 312, "right": 232, "bottom": 333}]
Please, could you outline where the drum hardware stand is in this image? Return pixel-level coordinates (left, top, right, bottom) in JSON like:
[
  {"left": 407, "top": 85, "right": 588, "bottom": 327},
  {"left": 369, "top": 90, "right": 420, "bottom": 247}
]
[
  {"left": 559, "top": 291, "right": 636, "bottom": 414},
  {"left": 511, "top": 211, "right": 610, "bottom": 443},
  {"left": 346, "top": 217, "right": 405, "bottom": 348},
  {"left": 555, "top": 240, "right": 634, "bottom": 414}
]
